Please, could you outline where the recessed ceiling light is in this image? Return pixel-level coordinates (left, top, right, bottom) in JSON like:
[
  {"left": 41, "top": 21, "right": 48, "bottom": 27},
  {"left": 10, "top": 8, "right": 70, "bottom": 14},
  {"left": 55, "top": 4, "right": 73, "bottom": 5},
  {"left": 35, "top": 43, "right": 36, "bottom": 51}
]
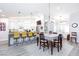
[{"left": 0, "top": 9, "right": 2, "bottom": 12}]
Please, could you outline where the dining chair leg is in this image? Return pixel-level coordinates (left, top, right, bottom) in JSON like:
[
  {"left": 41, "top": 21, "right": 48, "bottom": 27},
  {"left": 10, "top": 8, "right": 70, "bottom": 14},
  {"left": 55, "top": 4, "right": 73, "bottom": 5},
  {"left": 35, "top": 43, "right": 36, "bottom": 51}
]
[
  {"left": 22, "top": 38, "right": 24, "bottom": 45},
  {"left": 48, "top": 46, "right": 49, "bottom": 49},
  {"left": 23, "top": 38, "right": 24, "bottom": 42},
  {"left": 57, "top": 42, "right": 59, "bottom": 52},
  {"left": 43, "top": 43, "right": 45, "bottom": 51},
  {"left": 39, "top": 42, "right": 41, "bottom": 49},
  {"left": 75, "top": 38, "right": 77, "bottom": 44},
  {"left": 37, "top": 37, "right": 39, "bottom": 46},
  {"left": 16, "top": 39, "right": 18, "bottom": 46},
  {"left": 51, "top": 41, "right": 53, "bottom": 55},
  {"left": 71, "top": 37, "right": 73, "bottom": 42},
  {"left": 60, "top": 42, "right": 62, "bottom": 50},
  {"left": 47, "top": 42, "right": 49, "bottom": 49},
  {"left": 8, "top": 35, "right": 11, "bottom": 46},
  {"left": 59, "top": 39, "right": 62, "bottom": 50},
  {"left": 54, "top": 42, "right": 56, "bottom": 47}
]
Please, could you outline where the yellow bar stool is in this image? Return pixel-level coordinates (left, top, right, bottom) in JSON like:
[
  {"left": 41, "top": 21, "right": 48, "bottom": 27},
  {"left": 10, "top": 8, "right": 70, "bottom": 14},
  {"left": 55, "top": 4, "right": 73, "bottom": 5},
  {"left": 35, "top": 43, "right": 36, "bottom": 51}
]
[
  {"left": 34, "top": 32, "right": 37, "bottom": 36},
  {"left": 28, "top": 32, "right": 33, "bottom": 40},
  {"left": 13, "top": 32, "right": 20, "bottom": 46},
  {"left": 21, "top": 31, "right": 27, "bottom": 43}
]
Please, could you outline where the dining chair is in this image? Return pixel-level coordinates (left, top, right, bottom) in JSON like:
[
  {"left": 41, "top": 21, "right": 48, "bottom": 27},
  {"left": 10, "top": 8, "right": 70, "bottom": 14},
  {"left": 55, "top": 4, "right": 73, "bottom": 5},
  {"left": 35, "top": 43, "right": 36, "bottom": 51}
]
[
  {"left": 70, "top": 32, "right": 77, "bottom": 44},
  {"left": 13, "top": 31, "right": 20, "bottom": 46},
  {"left": 53, "top": 34, "right": 63, "bottom": 52},
  {"left": 39, "top": 33, "right": 49, "bottom": 51}
]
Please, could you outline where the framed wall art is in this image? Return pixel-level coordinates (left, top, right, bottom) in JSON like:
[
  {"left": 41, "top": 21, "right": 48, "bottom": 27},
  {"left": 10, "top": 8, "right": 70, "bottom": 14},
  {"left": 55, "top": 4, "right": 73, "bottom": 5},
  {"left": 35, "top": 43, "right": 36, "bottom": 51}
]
[{"left": 0, "top": 22, "right": 6, "bottom": 31}]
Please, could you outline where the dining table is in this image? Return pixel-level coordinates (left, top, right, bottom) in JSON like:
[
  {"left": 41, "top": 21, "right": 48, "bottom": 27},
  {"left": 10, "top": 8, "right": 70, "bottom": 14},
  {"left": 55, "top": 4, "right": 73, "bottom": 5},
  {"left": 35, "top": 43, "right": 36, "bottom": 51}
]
[
  {"left": 44, "top": 33, "right": 59, "bottom": 54},
  {"left": 44, "top": 33, "right": 58, "bottom": 41}
]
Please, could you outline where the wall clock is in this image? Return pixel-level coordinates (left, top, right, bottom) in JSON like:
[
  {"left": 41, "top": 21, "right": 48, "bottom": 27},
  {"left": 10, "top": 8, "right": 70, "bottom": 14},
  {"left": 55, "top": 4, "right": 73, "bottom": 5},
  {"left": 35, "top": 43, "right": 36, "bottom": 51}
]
[{"left": 72, "top": 23, "right": 78, "bottom": 28}]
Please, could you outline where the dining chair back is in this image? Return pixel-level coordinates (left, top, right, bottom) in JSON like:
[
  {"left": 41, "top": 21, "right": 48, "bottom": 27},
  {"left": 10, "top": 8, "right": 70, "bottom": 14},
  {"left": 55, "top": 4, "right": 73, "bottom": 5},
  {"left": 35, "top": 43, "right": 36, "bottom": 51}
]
[
  {"left": 53, "top": 32, "right": 57, "bottom": 34},
  {"left": 53, "top": 34, "right": 63, "bottom": 52},
  {"left": 70, "top": 32, "right": 77, "bottom": 43},
  {"left": 39, "top": 33, "right": 49, "bottom": 51},
  {"left": 39, "top": 33, "right": 45, "bottom": 40},
  {"left": 49, "top": 31, "right": 52, "bottom": 34},
  {"left": 71, "top": 32, "right": 77, "bottom": 36}
]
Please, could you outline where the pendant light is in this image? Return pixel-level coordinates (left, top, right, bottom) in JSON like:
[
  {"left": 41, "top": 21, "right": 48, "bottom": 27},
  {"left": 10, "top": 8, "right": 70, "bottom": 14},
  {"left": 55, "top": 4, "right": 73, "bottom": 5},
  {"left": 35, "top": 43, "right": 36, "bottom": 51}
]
[{"left": 49, "top": 2, "right": 50, "bottom": 21}]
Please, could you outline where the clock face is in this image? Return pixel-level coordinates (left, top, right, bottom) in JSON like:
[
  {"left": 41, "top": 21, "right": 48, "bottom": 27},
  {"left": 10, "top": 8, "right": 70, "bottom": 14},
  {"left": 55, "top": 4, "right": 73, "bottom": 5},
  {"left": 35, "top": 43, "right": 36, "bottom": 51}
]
[{"left": 72, "top": 23, "right": 78, "bottom": 28}]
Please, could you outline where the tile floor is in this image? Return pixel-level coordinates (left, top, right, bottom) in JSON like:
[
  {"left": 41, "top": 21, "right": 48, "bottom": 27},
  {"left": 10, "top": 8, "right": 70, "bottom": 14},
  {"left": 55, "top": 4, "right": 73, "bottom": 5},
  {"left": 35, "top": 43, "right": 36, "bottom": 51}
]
[{"left": 0, "top": 39, "right": 79, "bottom": 56}]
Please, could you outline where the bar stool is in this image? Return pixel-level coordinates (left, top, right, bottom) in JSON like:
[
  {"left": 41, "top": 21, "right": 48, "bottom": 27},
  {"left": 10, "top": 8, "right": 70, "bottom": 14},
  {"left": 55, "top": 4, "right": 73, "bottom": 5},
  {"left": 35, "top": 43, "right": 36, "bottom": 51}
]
[
  {"left": 21, "top": 31, "right": 27, "bottom": 44},
  {"left": 13, "top": 32, "right": 20, "bottom": 46},
  {"left": 28, "top": 32, "right": 33, "bottom": 40}
]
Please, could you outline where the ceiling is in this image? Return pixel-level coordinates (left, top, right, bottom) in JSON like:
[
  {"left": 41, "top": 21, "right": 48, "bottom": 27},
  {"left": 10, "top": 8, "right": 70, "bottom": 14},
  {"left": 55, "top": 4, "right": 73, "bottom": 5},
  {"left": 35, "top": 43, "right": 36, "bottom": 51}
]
[
  {"left": 0, "top": 3, "right": 49, "bottom": 18},
  {"left": 50, "top": 3, "right": 79, "bottom": 17},
  {"left": 0, "top": 3, "right": 79, "bottom": 18}
]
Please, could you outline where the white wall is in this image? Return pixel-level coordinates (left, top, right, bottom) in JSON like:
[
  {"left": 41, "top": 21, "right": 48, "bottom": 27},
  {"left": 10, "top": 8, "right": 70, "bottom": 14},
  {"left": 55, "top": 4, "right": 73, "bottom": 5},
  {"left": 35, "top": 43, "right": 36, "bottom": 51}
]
[
  {"left": 9, "top": 15, "right": 44, "bottom": 32},
  {"left": 70, "top": 12, "right": 79, "bottom": 42},
  {"left": 9, "top": 17, "right": 37, "bottom": 31},
  {"left": 0, "top": 18, "right": 8, "bottom": 41},
  {"left": 45, "top": 20, "right": 54, "bottom": 33},
  {"left": 0, "top": 15, "right": 44, "bottom": 42}
]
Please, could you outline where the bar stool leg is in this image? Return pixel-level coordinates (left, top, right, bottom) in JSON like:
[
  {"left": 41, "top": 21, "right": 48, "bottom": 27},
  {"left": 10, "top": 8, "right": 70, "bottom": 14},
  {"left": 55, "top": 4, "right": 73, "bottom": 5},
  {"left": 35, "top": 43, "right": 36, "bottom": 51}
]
[
  {"left": 16, "top": 39, "right": 18, "bottom": 46},
  {"left": 22, "top": 38, "right": 24, "bottom": 45}
]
